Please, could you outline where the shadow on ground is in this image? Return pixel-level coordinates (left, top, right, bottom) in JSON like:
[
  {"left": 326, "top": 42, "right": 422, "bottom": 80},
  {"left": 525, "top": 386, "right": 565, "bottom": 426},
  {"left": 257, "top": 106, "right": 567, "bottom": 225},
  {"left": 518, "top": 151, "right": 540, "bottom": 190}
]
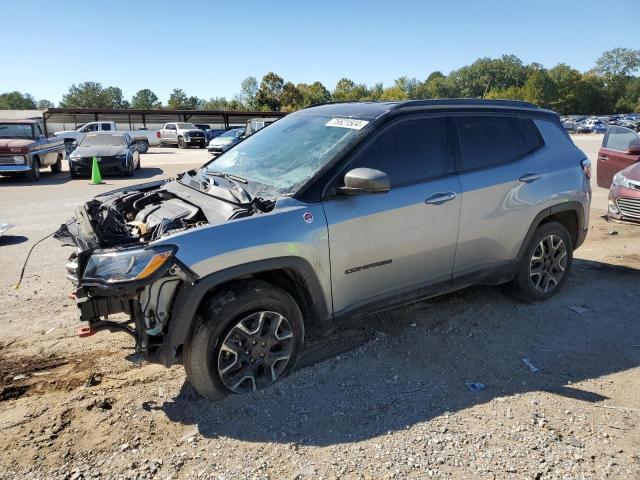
[{"left": 157, "top": 259, "right": 640, "bottom": 446}]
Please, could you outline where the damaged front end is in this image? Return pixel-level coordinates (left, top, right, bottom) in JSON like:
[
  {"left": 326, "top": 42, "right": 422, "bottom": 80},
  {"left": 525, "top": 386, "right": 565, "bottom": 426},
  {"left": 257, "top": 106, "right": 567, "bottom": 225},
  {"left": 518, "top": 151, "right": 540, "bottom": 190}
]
[{"left": 55, "top": 177, "right": 258, "bottom": 361}]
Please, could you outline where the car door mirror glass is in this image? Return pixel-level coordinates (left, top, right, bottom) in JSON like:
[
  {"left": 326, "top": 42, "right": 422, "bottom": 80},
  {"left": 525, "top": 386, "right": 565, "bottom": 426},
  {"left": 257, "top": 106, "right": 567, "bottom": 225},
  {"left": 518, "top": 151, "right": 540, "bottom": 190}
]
[
  {"left": 339, "top": 168, "right": 390, "bottom": 195},
  {"left": 626, "top": 137, "right": 640, "bottom": 154}
]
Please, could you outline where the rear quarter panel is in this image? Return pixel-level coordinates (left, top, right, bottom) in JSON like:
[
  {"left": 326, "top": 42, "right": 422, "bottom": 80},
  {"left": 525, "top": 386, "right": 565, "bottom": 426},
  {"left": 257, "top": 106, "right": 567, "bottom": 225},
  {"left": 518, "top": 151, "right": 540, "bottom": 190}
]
[{"left": 534, "top": 118, "right": 590, "bottom": 228}]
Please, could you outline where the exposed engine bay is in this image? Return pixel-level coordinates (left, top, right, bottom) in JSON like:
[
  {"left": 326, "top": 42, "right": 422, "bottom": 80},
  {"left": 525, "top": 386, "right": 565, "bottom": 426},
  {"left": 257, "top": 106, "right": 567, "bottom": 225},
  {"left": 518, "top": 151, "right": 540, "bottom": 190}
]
[
  {"left": 55, "top": 174, "right": 276, "bottom": 359},
  {"left": 81, "top": 175, "right": 274, "bottom": 249}
]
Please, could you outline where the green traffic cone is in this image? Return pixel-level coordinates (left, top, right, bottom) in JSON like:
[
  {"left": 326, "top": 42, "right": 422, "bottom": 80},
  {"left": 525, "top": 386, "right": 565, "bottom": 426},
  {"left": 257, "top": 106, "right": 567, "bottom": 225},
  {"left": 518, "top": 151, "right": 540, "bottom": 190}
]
[{"left": 90, "top": 156, "right": 103, "bottom": 185}]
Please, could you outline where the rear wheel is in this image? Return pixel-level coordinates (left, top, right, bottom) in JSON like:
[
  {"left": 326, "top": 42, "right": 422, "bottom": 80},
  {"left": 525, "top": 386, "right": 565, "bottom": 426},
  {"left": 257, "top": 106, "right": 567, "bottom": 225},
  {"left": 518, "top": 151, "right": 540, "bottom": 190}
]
[
  {"left": 509, "top": 221, "right": 573, "bottom": 303},
  {"left": 25, "top": 158, "right": 40, "bottom": 181},
  {"left": 184, "top": 280, "right": 305, "bottom": 400},
  {"left": 50, "top": 154, "right": 63, "bottom": 174}
]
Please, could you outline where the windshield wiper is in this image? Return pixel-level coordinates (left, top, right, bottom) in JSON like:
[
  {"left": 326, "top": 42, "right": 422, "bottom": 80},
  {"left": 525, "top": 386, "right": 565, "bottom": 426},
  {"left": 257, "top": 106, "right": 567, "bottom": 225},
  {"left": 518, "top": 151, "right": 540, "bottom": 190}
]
[
  {"left": 204, "top": 170, "right": 252, "bottom": 203},
  {"left": 206, "top": 171, "right": 248, "bottom": 184}
]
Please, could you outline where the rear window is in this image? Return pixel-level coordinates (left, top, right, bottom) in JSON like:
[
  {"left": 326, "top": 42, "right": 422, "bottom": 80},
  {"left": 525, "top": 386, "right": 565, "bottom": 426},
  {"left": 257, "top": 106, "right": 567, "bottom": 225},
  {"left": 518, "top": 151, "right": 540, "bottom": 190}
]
[{"left": 456, "top": 116, "right": 540, "bottom": 171}]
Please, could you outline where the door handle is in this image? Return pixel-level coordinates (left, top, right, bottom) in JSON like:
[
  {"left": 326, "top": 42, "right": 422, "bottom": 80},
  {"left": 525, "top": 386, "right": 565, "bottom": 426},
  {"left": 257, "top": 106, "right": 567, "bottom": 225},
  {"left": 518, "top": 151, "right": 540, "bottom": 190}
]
[
  {"left": 425, "top": 192, "right": 457, "bottom": 205},
  {"left": 519, "top": 172, "right": 542, "bottom": 183},
  {"left": 598, "top": 155, "right": 608, "bottom": 161}
]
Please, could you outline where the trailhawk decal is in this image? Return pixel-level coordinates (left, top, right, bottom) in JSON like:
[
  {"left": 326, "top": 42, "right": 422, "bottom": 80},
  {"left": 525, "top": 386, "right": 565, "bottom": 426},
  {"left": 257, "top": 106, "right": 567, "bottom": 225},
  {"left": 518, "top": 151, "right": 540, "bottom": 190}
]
[
  {"left": 345, "top": 259, "right": 392, "bottom": 275},
  {"left": 325, "top": 118, "right": 369, "bottom": 130}
]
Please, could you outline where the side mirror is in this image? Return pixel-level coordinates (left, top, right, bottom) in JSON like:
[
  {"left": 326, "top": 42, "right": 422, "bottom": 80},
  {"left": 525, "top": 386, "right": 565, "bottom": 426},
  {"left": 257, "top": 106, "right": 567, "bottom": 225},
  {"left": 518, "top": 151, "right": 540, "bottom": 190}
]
[{"left": 338, "top": 168, "right": 390, "bottom": 195}]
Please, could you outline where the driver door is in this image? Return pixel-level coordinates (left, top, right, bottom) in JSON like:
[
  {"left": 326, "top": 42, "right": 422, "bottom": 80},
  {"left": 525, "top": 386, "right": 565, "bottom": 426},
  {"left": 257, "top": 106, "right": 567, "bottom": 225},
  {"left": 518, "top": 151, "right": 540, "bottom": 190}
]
[{"left": 322, "top": 116, "right": 461, "bottom": 318}]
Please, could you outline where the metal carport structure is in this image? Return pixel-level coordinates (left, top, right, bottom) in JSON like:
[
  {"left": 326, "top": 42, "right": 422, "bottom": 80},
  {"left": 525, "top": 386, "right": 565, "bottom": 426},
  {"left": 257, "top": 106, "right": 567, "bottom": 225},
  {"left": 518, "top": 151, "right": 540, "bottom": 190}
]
[{"left": 41, "top": 108, "right": 287, "bottom": 135}]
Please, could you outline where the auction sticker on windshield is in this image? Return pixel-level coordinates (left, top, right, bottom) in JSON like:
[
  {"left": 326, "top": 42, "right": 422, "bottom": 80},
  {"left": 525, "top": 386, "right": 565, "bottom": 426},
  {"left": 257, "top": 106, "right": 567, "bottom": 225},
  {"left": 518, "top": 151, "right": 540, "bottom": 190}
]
[{"left": 325, "top": 118, "right": 369, "bottom": 130}]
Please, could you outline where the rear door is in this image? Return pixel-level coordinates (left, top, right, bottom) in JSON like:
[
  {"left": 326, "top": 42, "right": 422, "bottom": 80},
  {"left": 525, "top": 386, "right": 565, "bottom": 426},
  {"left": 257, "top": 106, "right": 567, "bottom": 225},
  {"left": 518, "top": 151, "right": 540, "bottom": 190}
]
[
  {"left": 452, "top": 115, "right": 551, "bottom": 282},
  {"left": 597, "top": 126, "right": 640, "bottom": 188},
  {"left": 322, "top": 116, "right": 461, "bottom": 317}
]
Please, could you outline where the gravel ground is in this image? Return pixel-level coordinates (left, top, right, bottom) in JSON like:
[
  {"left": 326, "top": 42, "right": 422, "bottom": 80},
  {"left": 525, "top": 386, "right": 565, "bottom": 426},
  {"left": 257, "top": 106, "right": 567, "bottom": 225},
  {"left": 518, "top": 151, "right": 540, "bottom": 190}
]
[{"left": 0, "top": 138, "right": 638, "bottom": 479}]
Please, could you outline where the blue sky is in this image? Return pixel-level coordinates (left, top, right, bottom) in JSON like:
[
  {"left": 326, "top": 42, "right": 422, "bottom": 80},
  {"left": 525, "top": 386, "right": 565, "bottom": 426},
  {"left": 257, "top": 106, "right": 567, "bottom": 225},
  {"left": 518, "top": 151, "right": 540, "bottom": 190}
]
[{"left": 1, "top": 0, "right": 637, "bottom": 104}]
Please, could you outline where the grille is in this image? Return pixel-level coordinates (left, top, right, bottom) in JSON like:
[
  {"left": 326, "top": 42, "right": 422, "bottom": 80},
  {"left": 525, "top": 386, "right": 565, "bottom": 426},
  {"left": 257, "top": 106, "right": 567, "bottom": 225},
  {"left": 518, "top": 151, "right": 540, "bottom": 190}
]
[
  {"left": 617, "top": 197, "right": 640, "bottom": 219},
  {"left": 0, "top": 154, "right": 21, "bottom": 164}
]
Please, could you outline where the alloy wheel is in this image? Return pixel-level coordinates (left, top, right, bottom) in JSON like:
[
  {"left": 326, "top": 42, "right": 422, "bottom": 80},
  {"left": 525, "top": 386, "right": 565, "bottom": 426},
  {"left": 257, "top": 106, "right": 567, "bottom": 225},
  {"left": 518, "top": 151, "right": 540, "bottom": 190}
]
[
  {"left": 529, "top": 234, "right": 567, "bottom": 293},
  {"left": 217, "top": 311, "right": 294, "bottom": 394}
]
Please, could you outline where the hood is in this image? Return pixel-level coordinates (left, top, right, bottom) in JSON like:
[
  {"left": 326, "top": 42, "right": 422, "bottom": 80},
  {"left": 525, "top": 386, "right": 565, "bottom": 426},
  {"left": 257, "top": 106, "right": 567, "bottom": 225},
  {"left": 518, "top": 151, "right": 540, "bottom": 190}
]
[
  {"left": 72, "top": 145, "right": 128, "bottom": 157},
  {"left": 621, "top": 162, "right": 640, "bottom": 182},
  {"left": 0, "top": 139, "right": 35, "bottom": 152},
  {"left": 211, "top": 136, "right": 234, "bottom": 145},
  {"left": 182, "top": 129, "right": 204, "bottom": 135}
]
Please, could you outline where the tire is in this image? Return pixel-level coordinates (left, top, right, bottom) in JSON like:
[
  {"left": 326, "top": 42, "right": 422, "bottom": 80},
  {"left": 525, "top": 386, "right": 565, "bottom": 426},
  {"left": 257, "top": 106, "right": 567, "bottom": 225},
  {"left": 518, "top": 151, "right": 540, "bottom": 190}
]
[
  {"left": 50, "top": 154, "right": 62, "bottom": 174},
  {"left": 25, "top": 158, "right": 40, "bottom": 181},
  {"left": 136, "top": 155, "right": 141, "bottom": 170},
  {"left": 125, "top": 157, "right": 135, "bottom": 177},
  {"left": 177, "top": 137, "right": 186, "bottom": 149},
  {"left": 508, "top": 221, "right": 573, "bottom": 303},
  {"left": 184, "top": 280, "right": 305, "bottom": 400},
  {"left": 199, "top": 142, "right": 206, "bottom": 149},
  {"left": 70, "top": 169, "right": 81, "bottom": 179},
  {"left": 137, "top": 142, "right": 149, "bottom": 154}
]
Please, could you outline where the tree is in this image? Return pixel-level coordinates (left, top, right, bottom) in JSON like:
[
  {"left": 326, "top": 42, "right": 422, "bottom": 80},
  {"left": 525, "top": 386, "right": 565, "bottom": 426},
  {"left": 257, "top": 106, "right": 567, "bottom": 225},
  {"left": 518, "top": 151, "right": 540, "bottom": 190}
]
[
  {"left": 280, "top": 82, "right": 303, "bottom": 110},
  {"left": 60, "top": 82, "right": 106, "bottom": 108},
  {"left": 256, "top": 72, "right": 284, "bottom": 111},
  {"left": 332, "top": 78, "right": 368, "bottom": 101},
  {"left": 103, "top": 86, "right": 129, "bottom": 109},
  {"left": 595, "top": 48, "right": 640, "bottom": 79},
  {"left": 203, "top": 96, "right": 229, "bottom": 110},
  {"left": 0, "top": 91, "right": 37, "bottom": 109},
  {"left": 36, "top": 99, "right": 54, "bottom": 109},
  {"left": 296, "top": 81, "right": 331, "bottom": 107},
  {"left": 240, "top": 76, "right": 259, "bottom": 110},
  {"left": 167, "top": 88, "right": 201, "bottom": 109},
  {"left": 394, "top": 77, "right": 419, "bottom": 98},
  {"left": 521, "top": 69, "right": 557, "bottom": 107},
  {"left": 131, "top": 89, "right": 161, "bottom": 109},
  {"left": 379, "top": 86, "right": 408, "bottom": 101},
  {"left": 547, "top": 64, "right": 584, "bottom": 114}
]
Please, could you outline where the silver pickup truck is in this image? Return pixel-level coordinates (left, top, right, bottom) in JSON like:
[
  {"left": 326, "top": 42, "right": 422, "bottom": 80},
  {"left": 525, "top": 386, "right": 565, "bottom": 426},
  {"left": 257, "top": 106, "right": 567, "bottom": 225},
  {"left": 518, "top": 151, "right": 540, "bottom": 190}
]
[{"left": 159, "top": 122, "right": 207, "bottom": 149}]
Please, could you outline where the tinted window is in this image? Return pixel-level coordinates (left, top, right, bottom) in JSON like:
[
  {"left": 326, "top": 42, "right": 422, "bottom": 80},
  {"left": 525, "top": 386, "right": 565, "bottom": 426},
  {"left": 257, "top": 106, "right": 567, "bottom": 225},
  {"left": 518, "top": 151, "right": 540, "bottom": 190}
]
[
  {"left": 348, "top": 118, "right": 449, "bottom": 187},
  {"left": 605, "top": 126, "right": 639, "bottom": 151},
  {"left": 101, "top": 123, "right": 112, "bottom": 131},
  {"left": 518, "top": 118, "right": 544, "bottom": 153},
  {"left": 456, "top": 116, "right": 523, "bottom": 170}
]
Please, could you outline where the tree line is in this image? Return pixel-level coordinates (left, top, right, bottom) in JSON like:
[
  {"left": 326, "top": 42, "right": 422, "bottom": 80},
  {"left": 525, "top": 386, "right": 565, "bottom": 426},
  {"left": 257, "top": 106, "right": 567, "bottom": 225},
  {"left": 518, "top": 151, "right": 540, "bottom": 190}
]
[{"left": 1, "top": 48, "right": 638, "bottom": 115}]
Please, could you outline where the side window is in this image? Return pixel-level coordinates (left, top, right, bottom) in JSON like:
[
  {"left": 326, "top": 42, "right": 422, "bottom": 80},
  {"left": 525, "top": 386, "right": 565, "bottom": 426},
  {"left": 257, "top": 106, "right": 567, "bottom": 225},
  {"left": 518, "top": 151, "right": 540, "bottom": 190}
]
[
  {"left": 35, "top": 125, "right": 44, "bottom": 137},
  {"left": 456, "top": 116, "right": 524, "bottom": 171},
  {"left": 101, "top": 123, "right": 112, "bottom": 131},
  {"left": 604, "top": 126, "right": 639, "bottom": 151},
  {"left": 517, "top": 118, "right": 544, "bottom": 154},
  {"left": 347, "top": 118, "right": 449, "bottom": 187},
  {"left": 85, "top": 124, "right": 98, "bottom": 132}
]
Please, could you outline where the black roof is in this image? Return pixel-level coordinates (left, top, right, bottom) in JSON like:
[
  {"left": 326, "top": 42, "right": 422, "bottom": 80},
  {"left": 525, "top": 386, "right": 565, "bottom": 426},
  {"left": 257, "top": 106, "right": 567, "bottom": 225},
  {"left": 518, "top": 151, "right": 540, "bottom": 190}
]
[{"left": 301, "top": 99, "right": 551, "bottom": 120}]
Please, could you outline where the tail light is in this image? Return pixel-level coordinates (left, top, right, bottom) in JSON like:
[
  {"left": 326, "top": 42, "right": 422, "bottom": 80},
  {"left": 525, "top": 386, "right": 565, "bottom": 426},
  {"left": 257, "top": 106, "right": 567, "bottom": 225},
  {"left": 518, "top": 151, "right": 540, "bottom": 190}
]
[
  {"left": 581, "top": 158, "right": 591, "bottom": 179},
  {"left": 156, "top": 131, "right": 161, "bottom": 138}
]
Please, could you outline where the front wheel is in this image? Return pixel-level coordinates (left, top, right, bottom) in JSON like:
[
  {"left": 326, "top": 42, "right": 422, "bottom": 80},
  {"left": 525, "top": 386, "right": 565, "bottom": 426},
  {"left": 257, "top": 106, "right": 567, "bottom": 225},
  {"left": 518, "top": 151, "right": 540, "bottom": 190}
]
[
  {"left": 509, "top": 221, "right": 573, "bottom": 303},
  {"left": 184, "top": 280, "right": 305, "bottom": 400},
  {"left": 25, "top": 158, "right": 40, "bottom": 181},
  {"left": 50, "top": 154, "right": 63, "bottom": 174},
  {"left": 177, "top": 137, "right": 186, "bottom": 149}
]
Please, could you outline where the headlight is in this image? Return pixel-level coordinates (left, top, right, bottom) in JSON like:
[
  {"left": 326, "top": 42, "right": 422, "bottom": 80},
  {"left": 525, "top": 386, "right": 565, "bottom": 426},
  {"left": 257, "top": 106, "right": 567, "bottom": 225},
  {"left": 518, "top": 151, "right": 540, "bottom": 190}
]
[
  {"left": 612, "top": 172, "right": 630, "bottom": 188},
  {"left": 83, "top": 245, "right": 176, "bottom": 284},
  {"left": 13, "top": 155, "right": 25, "bottom": 164}
]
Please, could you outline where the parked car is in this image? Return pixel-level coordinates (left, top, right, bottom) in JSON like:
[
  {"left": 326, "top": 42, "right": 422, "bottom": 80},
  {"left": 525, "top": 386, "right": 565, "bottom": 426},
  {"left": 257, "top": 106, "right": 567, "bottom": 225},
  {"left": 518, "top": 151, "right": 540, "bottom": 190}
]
[
  {"left": 207, "top": 127, "right": 245, "bottom": 155},
  {"left": 54, "top": 121, "right": 160, "bottom": 153},
  {"left": 0, "top": 119, "right": 66, "bottom": 181},
  {"left": 193, "top": 123, "right": 217, "bottom": 143},
  {"left": 597, "top": 125, "right": 640, "bottom": 188},
  {"left": 56, "top": 99, "right": 591, "bottom": 400},
  {"left": 607, "top": 162, "right": 640, "bottom": 222},
  {"left": 244, "top": 117, "right": 279, "bottom": 136},
  {"left": 576, "top": 118, "right": 607, "bottom": 134},
  {"left": 159, "top": 123, "right": 207, "bottom": 149},
  {"left": 561, "top": 119, "right": 578, "bottom": 133},
  {"left": 68, "top": 132, "right": 140, "bottom": 178}
]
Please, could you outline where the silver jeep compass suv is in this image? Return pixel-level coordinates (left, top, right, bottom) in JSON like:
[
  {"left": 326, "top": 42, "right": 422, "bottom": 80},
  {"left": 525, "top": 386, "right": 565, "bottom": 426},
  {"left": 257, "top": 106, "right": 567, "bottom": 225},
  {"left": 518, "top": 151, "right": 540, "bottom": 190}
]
[{"left": 57, "top": 99, "right": 592, "bottom": 399}]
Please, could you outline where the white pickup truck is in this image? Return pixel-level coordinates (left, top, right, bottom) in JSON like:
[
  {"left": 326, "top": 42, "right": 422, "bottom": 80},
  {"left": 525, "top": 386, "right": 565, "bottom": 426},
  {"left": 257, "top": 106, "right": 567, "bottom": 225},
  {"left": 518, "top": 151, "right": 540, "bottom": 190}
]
[{"left": 53, "top": 121, "right": 160, "bottom": 153}]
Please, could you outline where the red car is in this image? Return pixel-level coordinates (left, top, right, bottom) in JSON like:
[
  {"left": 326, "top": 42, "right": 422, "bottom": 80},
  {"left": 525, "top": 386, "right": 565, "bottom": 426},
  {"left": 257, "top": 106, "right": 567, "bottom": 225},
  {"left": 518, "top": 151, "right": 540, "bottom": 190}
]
[{"left": 597, "top": 126, "right": 640, "bottom": 221}]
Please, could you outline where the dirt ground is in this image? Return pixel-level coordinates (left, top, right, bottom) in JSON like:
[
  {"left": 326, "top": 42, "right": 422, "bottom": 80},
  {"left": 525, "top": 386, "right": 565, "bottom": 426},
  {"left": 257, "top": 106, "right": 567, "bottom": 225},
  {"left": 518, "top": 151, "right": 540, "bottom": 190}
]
[{"left": 0, "top": 137, "right": 638, "bottom": 479}]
